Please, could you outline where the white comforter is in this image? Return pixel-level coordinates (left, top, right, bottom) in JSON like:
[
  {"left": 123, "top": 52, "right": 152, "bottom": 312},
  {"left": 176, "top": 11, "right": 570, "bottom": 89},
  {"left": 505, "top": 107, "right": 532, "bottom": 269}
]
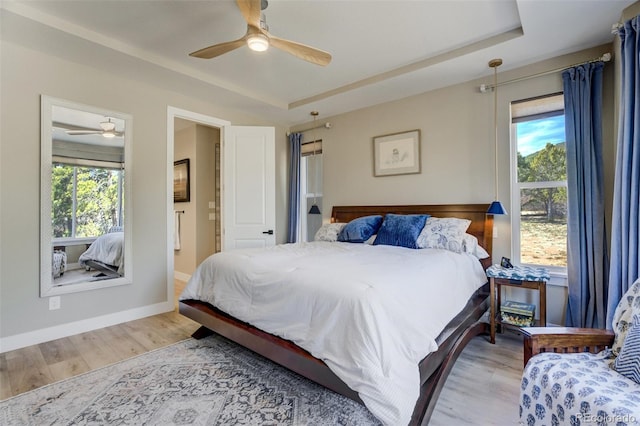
[
  {"left": 180, "top": 241, "right": 487, "bottom": 425},
  {"left": 78, "top": 232, "right": 124, "bottom": 272}
]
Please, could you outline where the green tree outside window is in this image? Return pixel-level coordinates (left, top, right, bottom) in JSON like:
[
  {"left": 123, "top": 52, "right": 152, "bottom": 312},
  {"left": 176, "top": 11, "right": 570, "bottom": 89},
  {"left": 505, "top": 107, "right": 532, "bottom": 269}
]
[{"left": 52, "top": 163, "right": 123, "bottom": 239}]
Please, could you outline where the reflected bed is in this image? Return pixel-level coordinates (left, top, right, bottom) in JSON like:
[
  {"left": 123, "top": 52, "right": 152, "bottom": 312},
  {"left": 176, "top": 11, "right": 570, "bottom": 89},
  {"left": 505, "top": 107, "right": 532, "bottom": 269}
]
[{"left": 79, "top": 231, "right": 124, "bottom": 279}]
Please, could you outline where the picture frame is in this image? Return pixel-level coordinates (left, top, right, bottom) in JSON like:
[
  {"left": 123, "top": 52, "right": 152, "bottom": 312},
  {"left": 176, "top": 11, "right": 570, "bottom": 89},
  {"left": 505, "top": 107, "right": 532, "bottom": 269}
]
[
  {"left": 373, "top": 129, "right": 421, "bottom": 177},
  {"left": 173, "top": 159, "right": 190, "bottom": 202}
]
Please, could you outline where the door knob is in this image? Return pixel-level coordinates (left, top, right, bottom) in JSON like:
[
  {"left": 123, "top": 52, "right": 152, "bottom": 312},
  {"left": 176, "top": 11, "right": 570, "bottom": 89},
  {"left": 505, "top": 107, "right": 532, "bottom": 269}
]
[{"left": 262, "top": 230, "right": 274, "bottom": 235}]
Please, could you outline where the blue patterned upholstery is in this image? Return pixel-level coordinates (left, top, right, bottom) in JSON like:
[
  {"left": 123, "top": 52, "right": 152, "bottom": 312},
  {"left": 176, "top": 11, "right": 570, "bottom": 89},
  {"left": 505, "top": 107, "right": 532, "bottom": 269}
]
[
  {"left": 615, "top": 315, "right": 640, "bottom": 384},
  {"left": 520, "top": 278, "right": 640, "bottom": 425},
  {"left": 486, "top": 264, "right": 550, "bottom": 281},
  {"left": 52, "top": 250, "right": 66, "bottom": 278},
  {"left": 612, "top": 279, "right": 640, "bottom": 356},
  {"left": 520, "top": 351, "right": 640, "bottom": 425}
]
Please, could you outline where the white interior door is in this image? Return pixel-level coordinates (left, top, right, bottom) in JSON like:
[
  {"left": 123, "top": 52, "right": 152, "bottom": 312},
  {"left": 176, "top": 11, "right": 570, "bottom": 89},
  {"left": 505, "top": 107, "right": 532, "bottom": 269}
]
[{"left": 223, "top": 125, "right": 276, "bottom": 250}]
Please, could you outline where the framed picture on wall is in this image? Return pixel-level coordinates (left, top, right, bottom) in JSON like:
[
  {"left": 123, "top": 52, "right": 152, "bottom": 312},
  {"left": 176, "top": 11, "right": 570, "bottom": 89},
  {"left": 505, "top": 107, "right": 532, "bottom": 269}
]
[
  {"left": 373, "top": 129, "right": 421, "bottom": 177},
  {"left": 173, "top": 159, "right": 190, "bottom": 202}
]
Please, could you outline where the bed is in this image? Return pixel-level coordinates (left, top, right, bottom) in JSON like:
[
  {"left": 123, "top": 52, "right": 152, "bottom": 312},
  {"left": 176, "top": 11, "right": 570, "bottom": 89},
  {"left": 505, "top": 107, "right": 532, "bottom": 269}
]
[
  {"left": 78, "top": 230, "right": 124, "bottom": 278},
  {"left": 179, "top": 204, "right": 493, "bottom": 425}
]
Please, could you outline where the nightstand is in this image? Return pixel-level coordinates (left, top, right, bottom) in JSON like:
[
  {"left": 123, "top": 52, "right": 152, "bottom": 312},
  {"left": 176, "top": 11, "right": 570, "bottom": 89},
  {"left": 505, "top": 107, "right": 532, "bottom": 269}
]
[{"left": 486, "top": 264, "right": 550, "bottom": 344}]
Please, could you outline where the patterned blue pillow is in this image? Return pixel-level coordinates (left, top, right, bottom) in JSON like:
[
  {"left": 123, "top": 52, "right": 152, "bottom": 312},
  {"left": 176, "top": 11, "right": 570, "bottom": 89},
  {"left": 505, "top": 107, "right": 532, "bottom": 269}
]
[
  {"left": 373, "top": 214, "right": 430, "bottom": 249},
  {"left": 614, "top": 314, "right": 640, "bottom": 384},
  {"left": 337, "top": 215, "right": 383, "bottom": 243},
  {"left": 416, "top": 217, "right": 471, "bottom": 253}
]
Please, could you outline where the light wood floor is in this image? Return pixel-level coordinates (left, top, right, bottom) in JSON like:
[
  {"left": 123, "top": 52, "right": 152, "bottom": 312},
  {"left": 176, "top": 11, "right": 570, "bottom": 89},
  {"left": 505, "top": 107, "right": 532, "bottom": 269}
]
[
  {"left": 432, "top": 331, "right": 523, "bottom": 425},
  {"left": 0, "top": 281, "right": 524, "bottom": 425}
]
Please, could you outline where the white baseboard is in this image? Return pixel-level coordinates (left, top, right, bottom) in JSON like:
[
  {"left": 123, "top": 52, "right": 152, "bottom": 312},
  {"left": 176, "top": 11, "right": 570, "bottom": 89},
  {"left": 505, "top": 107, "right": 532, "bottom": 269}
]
[
  {"left": 0, "top": 301, "right": 174, "bottom": 353},
  {"left": 174, "top": 271, "right": 191, "bottom": 282}
]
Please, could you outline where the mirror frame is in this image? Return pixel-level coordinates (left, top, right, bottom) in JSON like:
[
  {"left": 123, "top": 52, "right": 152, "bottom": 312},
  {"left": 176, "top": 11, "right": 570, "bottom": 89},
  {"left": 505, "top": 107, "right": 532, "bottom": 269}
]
[{"left": 40, "top": 96, "right": 133, "bottom": 297}]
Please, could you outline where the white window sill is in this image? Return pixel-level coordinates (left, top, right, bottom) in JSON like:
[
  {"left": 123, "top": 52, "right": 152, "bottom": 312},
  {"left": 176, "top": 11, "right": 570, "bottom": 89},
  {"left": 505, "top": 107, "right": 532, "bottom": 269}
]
[{"left": 53, "top": 237, "right": 96, "bottom": 246}]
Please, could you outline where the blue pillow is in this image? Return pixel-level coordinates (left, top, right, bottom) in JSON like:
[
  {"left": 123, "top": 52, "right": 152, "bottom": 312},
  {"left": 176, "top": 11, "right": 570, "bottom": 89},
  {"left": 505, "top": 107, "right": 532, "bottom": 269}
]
[
  {"left": 614, "top": 314, "right": 640, "bottom": 384},
  {"left": 337, "top": 215, "right": 383, "bottom": 243},
  {"left": 373, "top": 214, "right": 430, "bottom": 249}
]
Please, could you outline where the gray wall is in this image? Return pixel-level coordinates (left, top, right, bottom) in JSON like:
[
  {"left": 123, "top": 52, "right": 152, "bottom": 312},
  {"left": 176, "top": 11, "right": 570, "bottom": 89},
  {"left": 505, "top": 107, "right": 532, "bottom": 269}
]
[
  {"left": 174, "top": 123, "right": 220, "bottom": 276},
  {"left": 194, "top": 125, "right": 219, "bottom": 266},
  {"left": 0, "top": 39, "right": 288, "bottom": 343},
  {"left": 0, "top": 28, "right": 621, "bottom": 345},
  {"left": 174, "top": 125, "right": 197, "bottom": 275},
  {"left": 294, "top": 44, "right": 617, "bottom": 326}
]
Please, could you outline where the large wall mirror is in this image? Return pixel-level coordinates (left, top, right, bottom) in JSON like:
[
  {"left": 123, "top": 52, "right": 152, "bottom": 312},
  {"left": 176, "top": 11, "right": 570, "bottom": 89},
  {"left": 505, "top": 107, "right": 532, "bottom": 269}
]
[{"left": 40, "top": 96, "right": 133, "bottom": 297}]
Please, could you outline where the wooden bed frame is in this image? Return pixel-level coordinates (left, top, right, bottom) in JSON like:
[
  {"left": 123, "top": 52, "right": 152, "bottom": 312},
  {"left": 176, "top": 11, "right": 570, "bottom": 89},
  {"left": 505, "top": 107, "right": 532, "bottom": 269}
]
[{"left": 179, "top": 204, "right": 493, "bottom": 425}]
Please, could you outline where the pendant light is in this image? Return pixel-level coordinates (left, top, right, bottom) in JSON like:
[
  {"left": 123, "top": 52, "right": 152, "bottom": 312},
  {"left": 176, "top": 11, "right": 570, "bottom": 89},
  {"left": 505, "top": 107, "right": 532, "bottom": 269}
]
[
  {"left": 308, "top": 111, "right": 321, "bottom": 215},
  {"left": 487, "top": 58, "right": 507, "bottom": 215}
]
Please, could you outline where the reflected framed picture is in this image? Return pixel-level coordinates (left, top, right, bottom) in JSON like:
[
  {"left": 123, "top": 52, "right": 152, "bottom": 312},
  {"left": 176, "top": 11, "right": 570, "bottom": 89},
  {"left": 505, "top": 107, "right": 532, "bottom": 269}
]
[
  {"left": 173, "top": 159, "right": 190, "bottom": 202},
  {"left": 373, "top": 129, "right": 421, "bottom": 177}
]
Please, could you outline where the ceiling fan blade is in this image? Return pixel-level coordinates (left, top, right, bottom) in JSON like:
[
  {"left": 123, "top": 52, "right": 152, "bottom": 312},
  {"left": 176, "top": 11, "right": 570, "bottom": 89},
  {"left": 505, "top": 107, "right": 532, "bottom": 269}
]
[
  {"left": 189, "top": 37, "right": 246, "bottom": 59},
  {"left": 269, "top": 35, "right": 332, "bottom": 66},
  {"left": 66, "top": 130, "right": 103, "bottom": 135},
  {"left": 236, "top": 0, "right": 261, "bottom": 28}
]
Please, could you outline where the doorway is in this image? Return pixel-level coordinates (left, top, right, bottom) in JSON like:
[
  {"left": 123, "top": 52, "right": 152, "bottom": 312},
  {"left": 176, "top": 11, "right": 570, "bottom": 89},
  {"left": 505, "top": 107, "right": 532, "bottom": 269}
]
[{"left": 166, "top": 107, "right": 230, "bottom": 307}]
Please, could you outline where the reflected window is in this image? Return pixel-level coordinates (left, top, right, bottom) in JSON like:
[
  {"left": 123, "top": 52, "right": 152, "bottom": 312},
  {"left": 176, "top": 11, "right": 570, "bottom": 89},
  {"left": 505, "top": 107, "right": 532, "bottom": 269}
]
[
  {"left": 299, "top": 139, "right": 322, "bottom": 241},
  {"left": 52, "top": 163, "right": 123, "bottom": 239}
]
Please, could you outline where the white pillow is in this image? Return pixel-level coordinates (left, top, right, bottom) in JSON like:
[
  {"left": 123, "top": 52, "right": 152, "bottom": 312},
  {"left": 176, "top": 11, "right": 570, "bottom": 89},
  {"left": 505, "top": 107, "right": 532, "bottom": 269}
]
[
  {"left": 462, "top": 233, "right": 490, "bottom": 259},
  {"left": 364, "top": 234, "right": 377, "bottom": 245},
  {"left": 314, "top": 223, "right": 346, "bottom": 242},
  {"left": 416, "top": 217, "right": 471, "bottom": 253}
]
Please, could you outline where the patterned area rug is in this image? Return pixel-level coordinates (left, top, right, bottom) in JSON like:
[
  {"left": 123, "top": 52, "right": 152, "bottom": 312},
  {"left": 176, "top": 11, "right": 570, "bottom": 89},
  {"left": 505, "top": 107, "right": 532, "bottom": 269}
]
[{"left": 0, "top": 335, "right": 380, "bottom": 425}]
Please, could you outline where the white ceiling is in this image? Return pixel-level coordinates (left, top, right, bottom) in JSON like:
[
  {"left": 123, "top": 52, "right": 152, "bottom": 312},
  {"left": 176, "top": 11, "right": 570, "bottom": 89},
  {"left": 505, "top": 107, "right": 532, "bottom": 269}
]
[
  {"left": 1, "top": 0, "right": 633, "bottom": 126},
  {"left": 52, "top": 105, "right": 126, "bottom": 147}
]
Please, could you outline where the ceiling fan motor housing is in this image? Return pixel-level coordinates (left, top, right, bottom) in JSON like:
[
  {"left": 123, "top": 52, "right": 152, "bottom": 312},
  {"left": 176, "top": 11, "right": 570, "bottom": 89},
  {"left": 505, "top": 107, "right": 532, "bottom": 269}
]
[{"left": 259, "top": 14, "right": 269, "bottom": 32}]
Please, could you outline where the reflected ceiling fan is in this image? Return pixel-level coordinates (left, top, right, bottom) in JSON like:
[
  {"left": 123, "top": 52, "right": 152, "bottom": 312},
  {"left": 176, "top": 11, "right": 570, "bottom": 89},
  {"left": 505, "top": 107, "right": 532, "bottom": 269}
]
[
  {"left": 189, "top": 0, "right": 331, "bottom": 66},
  {"left": 65, "top": 118, "right": 123, "bottom": 139}
]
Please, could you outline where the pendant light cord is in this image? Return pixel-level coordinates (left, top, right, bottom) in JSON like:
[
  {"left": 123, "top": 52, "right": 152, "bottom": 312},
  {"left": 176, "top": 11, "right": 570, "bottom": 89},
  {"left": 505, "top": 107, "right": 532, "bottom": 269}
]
[
  {"left": 307, "top": 111, "right": 321, "bottom": 215},
  {"left": 493, "top": 64, "right": 499, "bottom": 200},
  {"left": 487, "top": 58, "right": 506, "bottom": 215},
  {"left": 488, "top": 59, "right": 502, "bottom": 201},
  {"left": 311, "top": 112, "right": 318, "bottom": 206}
]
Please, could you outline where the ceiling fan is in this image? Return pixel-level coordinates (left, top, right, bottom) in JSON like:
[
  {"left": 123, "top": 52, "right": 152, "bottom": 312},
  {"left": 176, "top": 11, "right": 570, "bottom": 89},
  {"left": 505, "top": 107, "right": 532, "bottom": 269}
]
[
  {"left": 189, "top": 0, "right": 332, "bottom": 66},
  {"left": 65, "top": 118, "right": 123, "bottom": 139}
]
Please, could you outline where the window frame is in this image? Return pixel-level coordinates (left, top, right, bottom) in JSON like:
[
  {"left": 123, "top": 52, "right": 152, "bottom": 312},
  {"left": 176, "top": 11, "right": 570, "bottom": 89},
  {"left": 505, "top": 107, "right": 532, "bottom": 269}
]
[
  {"left": 510, "top": 97, "right": 568, "bottom": 274},
  {"left": 51, "top": 162, "right": 124, "bottom": 243}
]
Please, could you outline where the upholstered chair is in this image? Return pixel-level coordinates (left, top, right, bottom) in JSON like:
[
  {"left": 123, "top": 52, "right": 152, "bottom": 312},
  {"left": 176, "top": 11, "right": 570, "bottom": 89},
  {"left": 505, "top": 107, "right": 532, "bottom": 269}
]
[{"left": 519, "top": 278, "right": 640, "bottom": 425}]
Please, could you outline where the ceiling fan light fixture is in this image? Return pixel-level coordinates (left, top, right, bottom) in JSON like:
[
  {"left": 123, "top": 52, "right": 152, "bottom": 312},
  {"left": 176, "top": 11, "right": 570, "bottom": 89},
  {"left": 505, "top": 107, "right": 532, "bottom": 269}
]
[
  {"left": 247, "top": 33, "right": 269, "bottom": 52},
  {"left": 102, "top": 132, "right": 116, "bottom": 139},
  {"left": 100, "top": 120, "right": 116, "bottom": 132}
]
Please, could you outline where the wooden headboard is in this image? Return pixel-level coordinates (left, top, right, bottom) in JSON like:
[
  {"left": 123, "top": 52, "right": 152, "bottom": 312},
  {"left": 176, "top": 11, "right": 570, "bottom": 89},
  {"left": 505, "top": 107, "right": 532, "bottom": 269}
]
[{"left": 331, "top": 204, "right": 493, "bottom": 268}]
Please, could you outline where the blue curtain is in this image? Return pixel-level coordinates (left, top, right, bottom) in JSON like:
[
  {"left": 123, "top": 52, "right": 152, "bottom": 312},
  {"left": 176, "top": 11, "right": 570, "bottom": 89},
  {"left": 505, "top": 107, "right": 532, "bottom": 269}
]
[
  {"left": 287, "top": 133, "right": 302, "bottom": 243},
  {"left": 607, "top": 16, "right": 640, "bottom": 328},
  {"left": 563, "top": 61, "right": 609, "bottom": 328}
]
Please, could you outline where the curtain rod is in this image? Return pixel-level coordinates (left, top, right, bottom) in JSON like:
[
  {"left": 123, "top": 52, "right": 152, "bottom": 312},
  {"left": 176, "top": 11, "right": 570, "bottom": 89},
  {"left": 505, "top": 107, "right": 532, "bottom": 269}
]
[
  {"left": 479, "top": 53, "right": 611, "bottom": 93},
  {"left": 286, "top": 122, "right": 332, "bottom": 136}
]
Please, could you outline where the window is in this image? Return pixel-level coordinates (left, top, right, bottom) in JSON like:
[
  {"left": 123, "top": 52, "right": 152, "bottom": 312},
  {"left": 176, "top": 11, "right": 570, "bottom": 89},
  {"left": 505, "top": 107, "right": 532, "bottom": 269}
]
[
  {"left": 52, "top": 162, "right": 124, "bottom": 240},
  {"left": 511, "top": 94, "right": 567, "bottom": 269},
  {"left": 299, "top": 139, "right": 323, "bottom": 242}
]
